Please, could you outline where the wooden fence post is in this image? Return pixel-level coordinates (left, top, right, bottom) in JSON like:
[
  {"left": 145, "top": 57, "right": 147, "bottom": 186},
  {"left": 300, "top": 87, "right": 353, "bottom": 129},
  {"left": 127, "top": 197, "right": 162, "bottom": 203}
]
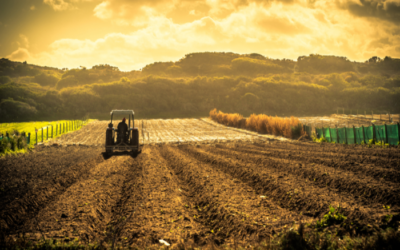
[
  {"left": 47, "top": 126, "right": 48, "bottom": 140},
  {"left": 362, "top": 126, "right": 366, "bottom": 144},
  {"left": 42, "top": 128, "right": 43, "bottom": 143},
  {"left": 28, "top": 132, "right": 30, "bottom": 144},
  {"left": 384, "top": 123, "right": 388, "bottom": 144},
  {"left": 337, "top": 126, "right": 340, "bottom": 143},
  {"left": 353, "top": 126, "right": 356, "bottom": 144},
  {"left": 35, "top": 128, "right": 37, "bottom": 145},
  {"left": 51, "top": 125, "right": 53, "bottom": 138},
  {"left": 398, "top": 122, "right": 400, "bottom": 145},
  {"left": 344, "top": 126, "right": 347, "bottom": 144},
  {"left": 372, "top": 124, "right": 376, "bottom": 142}
]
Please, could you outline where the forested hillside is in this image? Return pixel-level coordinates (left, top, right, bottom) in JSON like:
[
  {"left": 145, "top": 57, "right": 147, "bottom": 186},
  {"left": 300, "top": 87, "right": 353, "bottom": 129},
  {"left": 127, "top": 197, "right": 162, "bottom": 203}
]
[{"left": 1, "top": 53, "right": 400, "bottom": 122}]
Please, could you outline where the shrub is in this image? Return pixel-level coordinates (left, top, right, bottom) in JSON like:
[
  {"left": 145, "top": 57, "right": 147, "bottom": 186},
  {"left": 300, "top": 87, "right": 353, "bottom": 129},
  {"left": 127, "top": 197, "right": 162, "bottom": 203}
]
[{"left": 210, "top": 109, "right": 304, "bottom": 139}]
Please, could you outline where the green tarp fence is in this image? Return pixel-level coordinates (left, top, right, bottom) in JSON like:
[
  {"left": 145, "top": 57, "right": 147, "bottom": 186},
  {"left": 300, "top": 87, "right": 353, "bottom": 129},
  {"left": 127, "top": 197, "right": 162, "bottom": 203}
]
[
  {"left": 323, "top": 128, "right": 331, "bottom": 142},
  {"left": 375, "top": 125, "right": 386, "bottom": 143},
  {"left": 355, "top": 127, "right": 364, "bottom": 144},
  {"left": 338, "top": 128, "right": 346, "bottom": 144},
  {"left": 313, "top": 123, "right": 399, "bottom": 145},
  {"left": 331, "top": 128, "right": 338, "bottom": 143},
  {"left": 316, "top": 128, "right": 323, "bottom": 139},
  {"left": 364, "top": 126, "right": 374, "bottom": 143},
  {"left": 346, "top": 127, "right": 355, "bottom": 144},
  {"left": 386, "top": 124, "right": 399, "bottom": 146}
]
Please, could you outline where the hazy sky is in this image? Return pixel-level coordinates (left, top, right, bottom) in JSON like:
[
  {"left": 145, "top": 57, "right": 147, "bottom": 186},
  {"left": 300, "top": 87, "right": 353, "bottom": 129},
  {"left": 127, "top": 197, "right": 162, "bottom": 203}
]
[{"left": 0, "top": 0, "right": 399, "bottom": 71}]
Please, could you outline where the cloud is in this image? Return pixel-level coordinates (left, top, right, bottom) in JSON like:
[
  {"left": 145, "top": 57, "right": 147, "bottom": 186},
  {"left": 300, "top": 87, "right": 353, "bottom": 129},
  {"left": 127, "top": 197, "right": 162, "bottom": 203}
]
[
  {"left": 17, "top": 34, "right": 30, "bottom": 48},
  {"left": 92, "top": 0, "right": 301, "bottom": 26},
  {"left": 94, "top": 0, "right": 179, "bottom": 26},
  {"left": 43, "top": 0, "right": 98, "bottom": 11},
  {"left": 10, "top": 0, "right": 400, "bottom": 70},
  {"left": 7, "top": 48, "right": 31, "bottom": 62},
  {"left": 337, "top": 0, "right": 400, "bottom": 23}
]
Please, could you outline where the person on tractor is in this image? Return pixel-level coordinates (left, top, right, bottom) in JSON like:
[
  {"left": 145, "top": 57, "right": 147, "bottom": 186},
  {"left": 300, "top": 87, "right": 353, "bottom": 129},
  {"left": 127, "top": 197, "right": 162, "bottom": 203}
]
[{"left": 117, "top": 117, "right": 128, "bottom": 143}]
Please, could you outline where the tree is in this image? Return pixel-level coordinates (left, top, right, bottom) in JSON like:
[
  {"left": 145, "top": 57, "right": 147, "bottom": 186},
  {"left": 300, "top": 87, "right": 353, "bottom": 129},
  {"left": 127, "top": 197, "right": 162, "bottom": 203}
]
[
  {"left": 0, "top": 98, "right": 37, "bottom": 121},
  {"left": 33, "top": 73, "right": 59, "bottom": 86}
]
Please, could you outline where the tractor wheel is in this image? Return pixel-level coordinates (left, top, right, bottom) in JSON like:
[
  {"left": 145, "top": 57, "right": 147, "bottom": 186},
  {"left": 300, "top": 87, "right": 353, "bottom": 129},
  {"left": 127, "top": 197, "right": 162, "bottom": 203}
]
[
  {"left": 106, "top": 129, "right": 114, "bottom": 154},
  {"left": 131, "top": 129, "right": 139, "bottom": 153}
]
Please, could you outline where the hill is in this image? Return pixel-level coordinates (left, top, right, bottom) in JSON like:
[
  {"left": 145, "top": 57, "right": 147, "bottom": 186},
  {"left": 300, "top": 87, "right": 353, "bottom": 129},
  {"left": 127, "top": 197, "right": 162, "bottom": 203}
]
[{"left": 0, "top": 53, "right": 399, "bottom": 122}]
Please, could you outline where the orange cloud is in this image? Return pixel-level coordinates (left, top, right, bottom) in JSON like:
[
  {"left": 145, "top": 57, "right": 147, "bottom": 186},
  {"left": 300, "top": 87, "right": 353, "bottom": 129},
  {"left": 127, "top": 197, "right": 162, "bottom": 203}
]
[
  {"left": 44, "top": 0, "right": 98, "bottom": 11},
  {"left": 8, "top": 0, "right": 399, "bottom": 70},
  {"left": 7, "top": 48, "right": 31, "bottom": 62}
]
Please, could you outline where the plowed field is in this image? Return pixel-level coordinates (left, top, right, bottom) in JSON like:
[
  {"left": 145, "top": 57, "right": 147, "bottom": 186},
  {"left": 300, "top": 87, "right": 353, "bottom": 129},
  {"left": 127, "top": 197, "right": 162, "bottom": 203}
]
[
  {"left": 47, "top": 118, "right": 288, "bottom": 146},
  {"left": 1, "top": 120, "right": 400, "bottom": 248}
]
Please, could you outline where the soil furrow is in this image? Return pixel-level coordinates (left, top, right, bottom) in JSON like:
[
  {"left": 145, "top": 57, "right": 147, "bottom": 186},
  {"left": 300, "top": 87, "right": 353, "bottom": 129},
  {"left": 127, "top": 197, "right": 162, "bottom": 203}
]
[
  {"left": 108, "top": 146, "right": 210, "bottom": 248},
  {"left": 234, "top": 143, "right": 400, "bottom": 183},
  {"left": 9, "top": 156, "right": 132, "bottom": 244},
  {"left": 159, "top": 145, "right": 273, "bottom": 246},
  {"left": 178, "top": 145, "right": 384, "bottom": 225},
  {"left": 0, "top": 147, "right": 104, "bottom": 233},
  {"left": 212, "top": 145, "right": 400, "bottom": 209},
  {"left": 250, "top": 142, "right": 400, "bottom": 164}
]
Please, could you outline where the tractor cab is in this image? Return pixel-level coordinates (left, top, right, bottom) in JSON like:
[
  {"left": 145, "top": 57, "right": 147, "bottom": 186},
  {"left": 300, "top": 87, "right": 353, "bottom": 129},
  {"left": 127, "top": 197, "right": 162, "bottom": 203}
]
[{"left": 105, "top": 110, "right": 139, "bottom": 154}]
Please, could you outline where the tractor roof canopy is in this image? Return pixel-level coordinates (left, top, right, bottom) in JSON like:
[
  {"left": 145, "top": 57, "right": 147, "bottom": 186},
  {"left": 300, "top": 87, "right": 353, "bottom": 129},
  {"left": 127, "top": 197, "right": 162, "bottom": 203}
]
[{"left": 110, "top": 110, "right": 134, "bottom": 116}]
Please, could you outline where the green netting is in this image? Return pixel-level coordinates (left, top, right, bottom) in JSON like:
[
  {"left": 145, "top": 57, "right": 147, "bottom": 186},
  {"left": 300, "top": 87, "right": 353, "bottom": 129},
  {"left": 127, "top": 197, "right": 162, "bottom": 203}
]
[
  {"left": 375, "top": 125, "right": 386, "bottom": 143},
  {"left": 346, "top": 127, "right": 355, "bottom": 144},
  {"left": 364, "top": 126, "right": 374, "bottom": 143},
  {"left": 323, "top": 127, "right": 331, "bottom": 142},
  {"left": 386, "top": 124, "right": 399, "bottom": 145},
  {"left": 338, "top": 128, "right": 346, "bottom": 144},
  {"left": 316, "top": 128, "right": 323, "bottom": 139},
  {"left": 354, "top": 127, "right": 364, "bottom": 144},
  {"left": 330, "top": 128, "right": 338, "bottom": 143}
]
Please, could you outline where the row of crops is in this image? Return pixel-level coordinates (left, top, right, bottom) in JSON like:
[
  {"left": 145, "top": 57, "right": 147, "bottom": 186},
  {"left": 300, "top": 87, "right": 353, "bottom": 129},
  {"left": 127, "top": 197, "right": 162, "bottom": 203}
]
[{"left": 0, "top": 119, "right": 89, "bottom": 156}]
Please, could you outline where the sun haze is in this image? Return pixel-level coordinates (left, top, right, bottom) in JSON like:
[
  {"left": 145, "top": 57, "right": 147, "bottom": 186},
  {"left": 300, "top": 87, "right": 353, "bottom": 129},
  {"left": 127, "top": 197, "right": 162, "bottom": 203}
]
[{"left": 0, "top": 0, "right": 399, "bottom": 71}]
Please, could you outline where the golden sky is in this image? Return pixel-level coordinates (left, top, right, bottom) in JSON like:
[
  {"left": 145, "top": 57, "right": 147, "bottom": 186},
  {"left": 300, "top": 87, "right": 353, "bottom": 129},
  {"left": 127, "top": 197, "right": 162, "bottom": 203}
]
[{"left": 1, "top": 0, "right": 399, "bottom": 71}]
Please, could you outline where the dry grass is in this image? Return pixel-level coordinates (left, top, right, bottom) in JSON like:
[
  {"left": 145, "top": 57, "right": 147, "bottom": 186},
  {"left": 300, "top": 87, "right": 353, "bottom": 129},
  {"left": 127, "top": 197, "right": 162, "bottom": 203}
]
[{"left": 210, "top": 109, "right": 304, "bottom": 139}]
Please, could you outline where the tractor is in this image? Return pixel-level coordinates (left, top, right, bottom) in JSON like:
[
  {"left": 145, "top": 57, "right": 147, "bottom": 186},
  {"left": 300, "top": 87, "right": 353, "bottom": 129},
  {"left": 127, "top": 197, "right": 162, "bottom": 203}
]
[{"left": 105, "top": 110, "right": 139, "bottom": 155}]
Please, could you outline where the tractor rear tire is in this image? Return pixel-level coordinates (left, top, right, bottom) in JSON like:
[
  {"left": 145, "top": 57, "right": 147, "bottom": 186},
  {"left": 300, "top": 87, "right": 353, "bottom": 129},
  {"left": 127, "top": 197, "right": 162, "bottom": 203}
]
[
  {"left": 106, "top": 129, "right": 114, "bottom": 155},
  {"left": 131, "top": 129, "right": 139, "bottom": 153}
]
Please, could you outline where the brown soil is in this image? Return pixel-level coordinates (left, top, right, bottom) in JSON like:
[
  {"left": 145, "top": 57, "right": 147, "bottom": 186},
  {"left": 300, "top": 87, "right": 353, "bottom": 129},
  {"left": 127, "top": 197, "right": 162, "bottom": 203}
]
[{"left": 1, "top": 137, "right": 400, "bottom": 248}]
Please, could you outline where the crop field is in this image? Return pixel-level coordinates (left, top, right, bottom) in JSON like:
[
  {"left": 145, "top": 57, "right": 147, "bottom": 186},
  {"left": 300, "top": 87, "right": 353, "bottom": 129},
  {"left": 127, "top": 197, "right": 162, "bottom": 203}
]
[
  {"left": 0, "top": 120, "right": 91, "bottom": 145},
  {"left": 1, "top": 119, "right": 400, "bottom": 249},
  {"left": 47, "top": 118, "right": 289, "bottom": 146}
]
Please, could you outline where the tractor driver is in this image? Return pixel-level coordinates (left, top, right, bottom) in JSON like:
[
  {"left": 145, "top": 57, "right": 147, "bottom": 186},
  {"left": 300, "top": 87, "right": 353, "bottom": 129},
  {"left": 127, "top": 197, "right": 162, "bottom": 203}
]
[{"left": 117, "top": 117, "right": 128, "bottom": 143}]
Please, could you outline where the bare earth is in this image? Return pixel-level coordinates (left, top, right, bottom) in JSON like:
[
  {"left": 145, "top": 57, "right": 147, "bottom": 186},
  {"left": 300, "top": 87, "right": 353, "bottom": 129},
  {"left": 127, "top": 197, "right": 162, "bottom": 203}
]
[{"left": 1, "top": 118, "right": 399, "bottom": 248}]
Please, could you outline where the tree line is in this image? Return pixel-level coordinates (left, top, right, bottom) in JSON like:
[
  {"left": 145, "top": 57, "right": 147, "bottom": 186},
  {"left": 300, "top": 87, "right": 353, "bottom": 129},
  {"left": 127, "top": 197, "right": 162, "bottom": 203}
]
[{"left": 0, "top": 53, "right": 399, "bottom": 122}]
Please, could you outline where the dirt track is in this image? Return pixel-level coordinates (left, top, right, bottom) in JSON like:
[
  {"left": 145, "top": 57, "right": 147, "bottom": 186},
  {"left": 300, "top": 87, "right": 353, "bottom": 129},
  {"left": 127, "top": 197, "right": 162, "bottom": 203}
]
[{"left": 1, "top": 128, "right": 400, "bottom": 248}]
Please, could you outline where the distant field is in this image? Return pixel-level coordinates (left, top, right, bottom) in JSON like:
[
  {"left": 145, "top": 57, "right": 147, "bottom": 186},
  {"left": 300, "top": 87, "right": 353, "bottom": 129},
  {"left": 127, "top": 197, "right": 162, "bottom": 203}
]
[{"left": 0, "top": 120, "right": 92, "bottom": 145}]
